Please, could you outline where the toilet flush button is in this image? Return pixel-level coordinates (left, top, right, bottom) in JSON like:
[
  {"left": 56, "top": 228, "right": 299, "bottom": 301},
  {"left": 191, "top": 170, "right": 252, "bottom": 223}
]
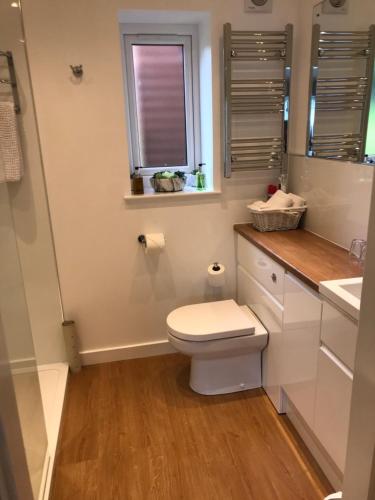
[{"left": 240, "top": 383, "right": 246, "bottom": 389}]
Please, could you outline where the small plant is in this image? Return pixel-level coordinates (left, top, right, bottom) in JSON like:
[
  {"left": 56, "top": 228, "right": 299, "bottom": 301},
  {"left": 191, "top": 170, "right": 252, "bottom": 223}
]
[
  {"left": 150, "top": 170, "right": 187, "bottom": 192},
  {"left": 152, "top": 170, "right": 186, "bottom": 180}
]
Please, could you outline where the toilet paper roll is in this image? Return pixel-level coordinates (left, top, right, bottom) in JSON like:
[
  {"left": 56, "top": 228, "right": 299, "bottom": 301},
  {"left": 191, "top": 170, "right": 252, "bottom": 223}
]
[
  {"left": 207, "top": 263, "right": 225, "bottom": 287},
  {"left": 144, "top": 233, "right": 166, "bottom": 254}
]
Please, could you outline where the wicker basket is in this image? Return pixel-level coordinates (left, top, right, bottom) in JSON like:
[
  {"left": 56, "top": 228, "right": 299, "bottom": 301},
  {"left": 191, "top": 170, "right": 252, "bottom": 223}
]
[{"left": 248, "top": 206, "right": 306, "bottom": 232}]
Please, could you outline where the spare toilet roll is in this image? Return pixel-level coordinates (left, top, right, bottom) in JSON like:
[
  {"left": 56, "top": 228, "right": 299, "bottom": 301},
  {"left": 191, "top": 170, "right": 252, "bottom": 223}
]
[
  {"left": 144, "top": 233, "right": 165, "bottom": 254},
  {"left": 207, "top": 263, "right": 226, "bottom": 287}
]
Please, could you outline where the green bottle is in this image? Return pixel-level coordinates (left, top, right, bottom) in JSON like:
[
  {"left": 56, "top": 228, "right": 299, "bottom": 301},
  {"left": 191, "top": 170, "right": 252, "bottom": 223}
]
[{"left": 196, "top": 163, "right": 206, "bottom": 190}]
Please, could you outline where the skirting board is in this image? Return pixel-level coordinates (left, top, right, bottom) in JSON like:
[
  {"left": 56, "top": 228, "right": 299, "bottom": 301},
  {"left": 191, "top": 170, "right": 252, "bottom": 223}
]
[
  {"left": 10, "top": 356, "right": 37, "bottom": 373},
  {"left": 80, "top": 339, "right": 176, "bottom": 365}
]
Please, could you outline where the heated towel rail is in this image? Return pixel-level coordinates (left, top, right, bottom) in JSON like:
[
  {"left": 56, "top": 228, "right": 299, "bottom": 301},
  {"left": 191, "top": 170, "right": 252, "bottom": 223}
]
[
  {"left": 0, "top": 51, "right": 21, "bottom": 114},
  {"left": 307, "top": 25, "right": 375, "bottom": 162},
  {"left": 223, "top": 24, "right": 293, "bottom": 177}
]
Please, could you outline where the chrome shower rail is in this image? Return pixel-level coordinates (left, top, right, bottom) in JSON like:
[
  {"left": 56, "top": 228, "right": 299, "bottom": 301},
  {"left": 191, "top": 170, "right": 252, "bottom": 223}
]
[
  {"left": 307, "top": 24, "right": 375, "bottom": 162},
  {"left": 223, "top": 23, "right": 293, "bottom": 177},
  {"left": 0, "top": 51, "right": 21, "bottom": 113}
]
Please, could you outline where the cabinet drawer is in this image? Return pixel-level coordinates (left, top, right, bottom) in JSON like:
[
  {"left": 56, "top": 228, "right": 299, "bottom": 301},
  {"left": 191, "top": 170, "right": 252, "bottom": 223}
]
[
  {"left": 314, "top": 346, "right": 353, "bottom": 473},
  {"left": 321, "top": 301, "right": 358, "bottom": 371},
  {"left": 237, "top": 264, "right": 284, "bottom": 412},
  {"left": 237, "top": 234, "right": 285, "bottom": 304}
]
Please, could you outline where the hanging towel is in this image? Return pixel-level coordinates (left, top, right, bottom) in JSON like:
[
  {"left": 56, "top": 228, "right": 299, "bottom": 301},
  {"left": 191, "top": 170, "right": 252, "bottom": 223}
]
[{"left": 0, "top": 101, "right": 24, "bottom": 183}]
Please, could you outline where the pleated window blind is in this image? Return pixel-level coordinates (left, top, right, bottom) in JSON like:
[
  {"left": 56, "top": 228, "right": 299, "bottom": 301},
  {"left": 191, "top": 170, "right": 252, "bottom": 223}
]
[{"left": 124, "top": 34, "right": 197, "bottom": 173}]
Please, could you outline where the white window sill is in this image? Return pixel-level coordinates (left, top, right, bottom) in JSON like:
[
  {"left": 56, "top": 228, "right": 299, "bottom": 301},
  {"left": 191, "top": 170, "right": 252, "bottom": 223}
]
[{"left": 124, "top": 186, "right": 221, "bottom": 201}]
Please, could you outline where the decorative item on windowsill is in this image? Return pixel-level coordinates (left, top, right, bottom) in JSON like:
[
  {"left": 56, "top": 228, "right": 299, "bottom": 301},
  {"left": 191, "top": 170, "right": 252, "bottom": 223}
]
[
  {"left": 131, "top": 166, "right": 144, "bottom": 195},
  {"left": 150, "top": 170, "right": 186, "bottom": 192}
]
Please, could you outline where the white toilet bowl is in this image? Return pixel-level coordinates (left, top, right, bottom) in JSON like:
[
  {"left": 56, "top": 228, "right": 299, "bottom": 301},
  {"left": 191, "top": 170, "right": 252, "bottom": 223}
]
[{"left": 167, "top": 300, "right": 268, "bottom": 395}]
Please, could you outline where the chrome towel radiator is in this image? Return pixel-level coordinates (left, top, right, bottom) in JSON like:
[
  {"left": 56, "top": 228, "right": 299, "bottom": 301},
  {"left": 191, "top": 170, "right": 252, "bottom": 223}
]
[
  {"left": 307, "top": 25, "right": 375, "bottom": 162},
  {"left": 223, "top": 24, "right": 293, "bottom": 178},
  {"left": 0, "top": 51, "right": 21, "bottom": 114}
]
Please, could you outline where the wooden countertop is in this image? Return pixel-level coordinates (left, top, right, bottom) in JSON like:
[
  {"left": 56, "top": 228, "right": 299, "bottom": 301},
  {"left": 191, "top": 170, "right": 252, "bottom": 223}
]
[{"left": 234, "top": 225, "right": 363, "bottom": 291}]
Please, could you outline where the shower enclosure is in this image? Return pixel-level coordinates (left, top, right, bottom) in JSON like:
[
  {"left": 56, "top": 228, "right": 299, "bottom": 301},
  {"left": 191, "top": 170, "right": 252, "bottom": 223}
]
[{"left": 0, "top": 2, "right": 68, "bottom": 499}]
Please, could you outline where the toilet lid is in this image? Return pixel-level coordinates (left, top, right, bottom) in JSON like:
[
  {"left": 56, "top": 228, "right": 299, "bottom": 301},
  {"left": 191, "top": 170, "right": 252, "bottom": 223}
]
[{"left": 167, "top": 300, "right": 256, "bottom": 342}]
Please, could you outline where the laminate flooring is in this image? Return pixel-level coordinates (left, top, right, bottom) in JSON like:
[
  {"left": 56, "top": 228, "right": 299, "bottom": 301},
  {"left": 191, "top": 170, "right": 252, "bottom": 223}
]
[{"left": 51, "top": 354, "right": 333, "bottom": 500}]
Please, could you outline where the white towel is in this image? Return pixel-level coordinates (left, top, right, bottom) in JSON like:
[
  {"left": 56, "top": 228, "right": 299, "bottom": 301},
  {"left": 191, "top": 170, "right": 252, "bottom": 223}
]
[
  {"left": 288, "top": 192, "right": 305, "bottom": 207},
  {"left": 249, "top": 191, "right": 306, "bottom": 212},
  {"left": 0, "top": 101, "right": 24, "bottom": 183},
  {"left": 265, "top": 190, "right": 293, "bottom": 209},
  {"left": 249, "top": 200, "right": 268, "bottom": 210}
]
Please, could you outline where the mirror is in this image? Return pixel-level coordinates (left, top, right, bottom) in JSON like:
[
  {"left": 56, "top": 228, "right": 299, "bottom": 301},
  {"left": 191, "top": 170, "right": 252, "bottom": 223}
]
[{"left": 306, "top": 0, "right": 375, "bottom": 164}]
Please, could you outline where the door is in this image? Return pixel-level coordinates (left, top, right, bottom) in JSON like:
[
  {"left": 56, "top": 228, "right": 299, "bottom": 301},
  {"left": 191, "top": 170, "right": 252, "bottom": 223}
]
[
  {"left": 282, "top": 273, "right": 322, "bottom": 429},
  {"left": 0, "top": 184, "right": 48, "bottom": 499},
  {"left": 237, "top": 264, "right": 284, "bottom": 412}
]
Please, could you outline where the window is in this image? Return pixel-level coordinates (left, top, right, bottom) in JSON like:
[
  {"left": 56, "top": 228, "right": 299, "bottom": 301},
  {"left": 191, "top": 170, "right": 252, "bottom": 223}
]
[{"left": 123, "top": 32, "right": 200, "bottom": 174}]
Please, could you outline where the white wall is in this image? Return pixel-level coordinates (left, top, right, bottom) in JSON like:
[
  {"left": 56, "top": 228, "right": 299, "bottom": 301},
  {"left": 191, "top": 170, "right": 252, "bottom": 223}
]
[
  {"left": 21, "top": 0, "right": 302, "bottom": 361},
  {"left": 288, "top": 155, "right": 373, "bottom": 249},
  {"left": 0, "top": 2, "right": 65, "bottom": 365}
]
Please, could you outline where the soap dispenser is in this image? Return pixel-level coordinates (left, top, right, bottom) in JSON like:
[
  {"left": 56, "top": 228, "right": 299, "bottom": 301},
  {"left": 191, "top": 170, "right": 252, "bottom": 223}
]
[{"left": 196, "top": 163, "right": 206, "bottom": 190}]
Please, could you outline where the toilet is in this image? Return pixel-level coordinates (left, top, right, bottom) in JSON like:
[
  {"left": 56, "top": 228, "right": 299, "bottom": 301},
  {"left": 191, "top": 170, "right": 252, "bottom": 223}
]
[{"left": 167, "top": 299, "right": 268, "bottom": 395}]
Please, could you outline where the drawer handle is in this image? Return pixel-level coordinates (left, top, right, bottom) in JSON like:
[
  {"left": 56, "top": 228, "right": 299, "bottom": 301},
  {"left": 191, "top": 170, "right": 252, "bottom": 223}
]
[{"left": 271, "top": 273, "right": 277, "bottom": 283}]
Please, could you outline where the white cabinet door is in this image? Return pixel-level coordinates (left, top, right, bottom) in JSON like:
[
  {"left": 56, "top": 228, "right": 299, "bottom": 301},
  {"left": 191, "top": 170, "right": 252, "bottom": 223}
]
[
  {"left": 321, "top": 301, "right": 358, "bottom": 371},
  {"left": 282, "top": 273, "right": 322, "bottom": 429},
  {"left": 237, "top": 264, "right": 284, "bottom": 412},
  {"left": 314, "top": 346, "right": 353, "bottom": 472}
]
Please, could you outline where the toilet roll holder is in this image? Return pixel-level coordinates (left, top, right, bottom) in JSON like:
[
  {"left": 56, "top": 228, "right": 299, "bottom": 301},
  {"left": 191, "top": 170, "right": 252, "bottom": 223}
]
[
  {"left": 137, "top": 234, "right": 165, "bottom": 251},
  {"left": 138, "top": 234, "right": 146, "bottom": 248}
]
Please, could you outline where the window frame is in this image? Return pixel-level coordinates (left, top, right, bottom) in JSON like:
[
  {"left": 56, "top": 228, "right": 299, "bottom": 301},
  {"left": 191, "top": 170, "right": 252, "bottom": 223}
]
[{"left": 122, "top": 26, "right": 201, "bottom": 176}]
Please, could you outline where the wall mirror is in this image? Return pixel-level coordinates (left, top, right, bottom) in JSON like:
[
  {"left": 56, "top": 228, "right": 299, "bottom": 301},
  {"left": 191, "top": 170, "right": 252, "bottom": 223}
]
[{"left": 306, "top": 0, "right": 375, "bottom": 164}]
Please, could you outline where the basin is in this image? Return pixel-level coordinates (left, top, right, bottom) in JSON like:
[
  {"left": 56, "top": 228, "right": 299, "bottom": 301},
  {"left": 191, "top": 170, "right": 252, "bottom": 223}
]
[
  {"left": 339, "top": 282, "right": 362, "bottom": 301},
  {"left": 319, "top": 277, "right": 362, "bottom": 321}
]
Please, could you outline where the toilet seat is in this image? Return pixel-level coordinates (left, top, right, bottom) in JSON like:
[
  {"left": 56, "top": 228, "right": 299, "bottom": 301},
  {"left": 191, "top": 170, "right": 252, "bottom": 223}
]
[{"left": 167, "top": 299, "right": 256, "bottom": 342}]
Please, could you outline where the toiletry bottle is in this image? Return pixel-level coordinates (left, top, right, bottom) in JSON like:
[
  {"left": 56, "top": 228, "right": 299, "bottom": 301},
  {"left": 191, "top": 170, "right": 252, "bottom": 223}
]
[
  {"left": 197, "top": 163, "right": 206, "bottom": 190},
  {"left": 132, "top": 167, "right": 144, "bottom": 195}
]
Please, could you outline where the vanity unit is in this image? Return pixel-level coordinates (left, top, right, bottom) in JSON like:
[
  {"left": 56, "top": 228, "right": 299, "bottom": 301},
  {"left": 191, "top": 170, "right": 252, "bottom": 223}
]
[{"left": 234, "top": 224, "right": 362, "bottom": 490}]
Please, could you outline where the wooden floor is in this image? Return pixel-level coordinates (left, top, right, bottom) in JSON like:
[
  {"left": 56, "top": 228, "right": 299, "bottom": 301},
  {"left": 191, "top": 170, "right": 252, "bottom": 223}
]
[{"left": 51, "top": 354, "right": 333, "bottom": 500}]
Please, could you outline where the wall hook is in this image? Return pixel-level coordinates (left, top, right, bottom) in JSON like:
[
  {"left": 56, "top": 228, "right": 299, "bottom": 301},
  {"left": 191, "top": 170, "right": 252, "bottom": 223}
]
[{"left": 70, "top": 64, "right": 83, "bottom": 78}]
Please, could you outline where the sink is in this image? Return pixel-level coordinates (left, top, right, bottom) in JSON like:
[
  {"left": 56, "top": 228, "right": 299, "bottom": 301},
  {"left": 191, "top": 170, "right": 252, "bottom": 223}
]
[
  {"left": 319, "top": 277, "right": 362, "bottom": 321},
  {"left": 339, "top": 282, "right": 362, "bottom": 300}
]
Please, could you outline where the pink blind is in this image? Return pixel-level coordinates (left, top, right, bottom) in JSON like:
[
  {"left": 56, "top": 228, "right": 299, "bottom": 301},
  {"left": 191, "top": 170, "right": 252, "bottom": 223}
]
[{"left": 132, "top": 44, "right": 188, "bottom": 168}]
